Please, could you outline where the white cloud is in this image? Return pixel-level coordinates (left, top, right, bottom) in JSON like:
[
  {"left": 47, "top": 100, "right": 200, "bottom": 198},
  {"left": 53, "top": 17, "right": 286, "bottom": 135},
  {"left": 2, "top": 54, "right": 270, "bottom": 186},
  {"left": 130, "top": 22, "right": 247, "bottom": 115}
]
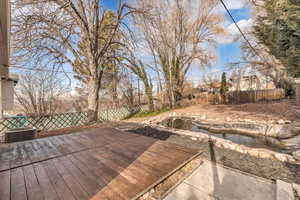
[
  {"left": 213, "top": 0, "right": 248, "bottom": 14},
  {"left": 222, "top": 0, "right": 248, "bottom": 10},
  {"left": 217, "top": 18, "right": 253, "bottom": 44},
  {"left": 211, "top": 0, "right": 253, "bottom": 44}
]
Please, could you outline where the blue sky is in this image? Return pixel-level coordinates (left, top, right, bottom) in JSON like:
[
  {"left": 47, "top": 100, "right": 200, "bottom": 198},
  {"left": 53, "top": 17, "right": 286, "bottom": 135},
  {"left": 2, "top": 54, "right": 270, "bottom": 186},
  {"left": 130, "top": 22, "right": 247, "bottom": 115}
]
[
  {"left": 216, "top": 7, "right": 251, "bottom": 74},
  {"left": 101, "top": 0, "right": 252, "bottom": 84},
  {"left": 11, "top": 0, "right": 252, "bottom": 86},
  {"left": 102, "top": 0, "right": 121, "bottom": 10}
]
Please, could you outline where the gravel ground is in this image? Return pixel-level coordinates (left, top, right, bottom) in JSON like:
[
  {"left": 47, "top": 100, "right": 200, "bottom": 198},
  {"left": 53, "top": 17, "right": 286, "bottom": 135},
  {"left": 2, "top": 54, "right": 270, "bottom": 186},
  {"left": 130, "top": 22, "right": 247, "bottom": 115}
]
[{"left": 128, "top": 126, "right": 300, "bottom": 184}]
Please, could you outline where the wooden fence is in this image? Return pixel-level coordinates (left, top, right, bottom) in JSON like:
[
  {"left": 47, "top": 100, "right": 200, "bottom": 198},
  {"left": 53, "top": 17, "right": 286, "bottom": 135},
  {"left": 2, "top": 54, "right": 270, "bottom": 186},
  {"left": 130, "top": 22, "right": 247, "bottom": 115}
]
[
  {"left": 0, "top": 104, "right": 148, "bottom": 143},
  {"left": 194, "top": 88, "right": 285, "bottom": 105},
  {"left": 227, "top": 88, "right": 285, "bottom": 104}
]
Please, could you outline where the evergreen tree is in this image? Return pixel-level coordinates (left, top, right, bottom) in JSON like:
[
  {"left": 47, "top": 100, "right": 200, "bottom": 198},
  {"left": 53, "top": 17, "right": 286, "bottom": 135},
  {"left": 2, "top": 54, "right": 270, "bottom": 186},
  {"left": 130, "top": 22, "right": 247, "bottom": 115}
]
[
  {"left": 220, "top": 72, "right": 228, "bottom": 95},
  {"left": 220, "top": 72, "right": 228, "bottom": 104},
  {"left": 254, "top": 0, "right": 300, "bottom": 77}
]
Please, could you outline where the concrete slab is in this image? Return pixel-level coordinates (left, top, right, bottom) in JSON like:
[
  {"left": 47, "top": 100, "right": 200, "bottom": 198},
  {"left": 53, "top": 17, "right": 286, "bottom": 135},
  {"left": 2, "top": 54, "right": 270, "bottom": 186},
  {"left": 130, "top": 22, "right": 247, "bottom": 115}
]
[
  {"left": 276, "top": 180, "right": 295, "bottom": 200},
  {"left": 164, "top": 182, "right": 218, "bottom": 200},
  {"left": 164, "top": 160, "right": 276, "bottom": 200}
]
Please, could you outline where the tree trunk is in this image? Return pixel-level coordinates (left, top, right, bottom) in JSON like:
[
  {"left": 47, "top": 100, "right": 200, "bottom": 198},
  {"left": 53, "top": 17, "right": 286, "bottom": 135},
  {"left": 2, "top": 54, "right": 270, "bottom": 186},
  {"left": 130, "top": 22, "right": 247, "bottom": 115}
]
[
  {"left": 87, "top": 77, "right": 100, "bottom": 122},
  {"left": 165, "top": 80, "right": 175, "bottom": 108},
  {"left": 145, "top": 85, "right": 154, "bottom": 111}
]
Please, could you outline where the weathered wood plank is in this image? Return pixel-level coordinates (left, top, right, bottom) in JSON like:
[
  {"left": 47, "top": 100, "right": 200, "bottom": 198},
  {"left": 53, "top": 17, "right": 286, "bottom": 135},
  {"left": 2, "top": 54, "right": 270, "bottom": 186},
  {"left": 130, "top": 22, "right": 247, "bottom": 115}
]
[
  {"left": 10, "top": 167, "right": 27, "bottom": 200},
  {"left": 10, "top": 142, "right": 31, "bottom": 168},
  {"left": 74, "top": 153, "right": 130, "bottom": 199},
  {"left": 61, "top": 155, "right": 100, "bottom": 196},
  {"left": 0, "top": 143, "right": 11, "bottom": 171},
  {"left": 0, "top": 170, "right": 10, "bottom": 200},
  {"left": 0, "top": 127, "right": 200, "bottom": 200},
  {"left": 42, "top": 160, "right": 76, "bottom": 200},
  {"left": 23, "top": 165, "right": 43, "bottom": 200},
  {"left": 52, "top": 158, "right": 89, "bottom": 200},
  {"left": 74, "top": 151, "right": 135, "bottom": 200},
  {"left": 33, "top": 163, "right": 60, "bottom": 200},
  {"left": 47, "top": 136, "right": 71, "bottom": 155}
]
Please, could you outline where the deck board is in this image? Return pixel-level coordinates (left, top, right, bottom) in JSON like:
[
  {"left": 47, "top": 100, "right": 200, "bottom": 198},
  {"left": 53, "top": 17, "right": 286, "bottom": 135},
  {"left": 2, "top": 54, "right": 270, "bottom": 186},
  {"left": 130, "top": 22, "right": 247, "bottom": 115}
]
[
  {"left": 10, "top": 167, "right": 27, "bottom": 200},
  {"left": 58, "top": 156, "right": 99, "bottom": 197},
  {"left": 0, "top": 127, "right": 200, "bottom": 200},
  {"left": 52, "top": 158, "right": 90, "bottom": 200},
  {"left": 33, "top": 163, "right": 60, "bottom": 200},
  {"left": 42, "top": 160, "right": 76, "bottom": 200},
  {"left": 0, "top": 170, "right": 10, "bottom": 200},
  {"left": 23, "top": 165, "right": 43, "bottom": 200}
]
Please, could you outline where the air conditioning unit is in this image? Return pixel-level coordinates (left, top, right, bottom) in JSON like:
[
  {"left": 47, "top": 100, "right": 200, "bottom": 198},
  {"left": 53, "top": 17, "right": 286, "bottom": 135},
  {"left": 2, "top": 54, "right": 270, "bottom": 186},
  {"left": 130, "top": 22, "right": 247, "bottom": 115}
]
[{"left": 5, "top": 127, "right": 37, "bottom": 143}]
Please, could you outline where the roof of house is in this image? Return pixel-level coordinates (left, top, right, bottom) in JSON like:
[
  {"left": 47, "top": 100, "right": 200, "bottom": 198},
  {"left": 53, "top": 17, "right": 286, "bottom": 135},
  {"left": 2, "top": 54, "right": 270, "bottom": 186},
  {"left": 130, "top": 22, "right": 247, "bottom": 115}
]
[{"left": 211, "top": 82, "right": 232, "bottom": 89}]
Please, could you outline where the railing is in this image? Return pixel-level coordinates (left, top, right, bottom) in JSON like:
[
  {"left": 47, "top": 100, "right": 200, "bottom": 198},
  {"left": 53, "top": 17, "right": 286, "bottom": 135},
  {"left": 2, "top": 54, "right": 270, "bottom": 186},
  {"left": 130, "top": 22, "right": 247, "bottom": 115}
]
[{"left": 0, "top": 104, "right": 148, "bottom": 143}]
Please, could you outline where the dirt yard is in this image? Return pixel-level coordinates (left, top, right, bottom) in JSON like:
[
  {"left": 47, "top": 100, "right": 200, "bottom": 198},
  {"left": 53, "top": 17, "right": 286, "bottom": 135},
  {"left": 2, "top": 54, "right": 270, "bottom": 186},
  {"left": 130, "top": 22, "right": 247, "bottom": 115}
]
[{"left": 128, "top": 99, "right": 300, "bottom": 123}]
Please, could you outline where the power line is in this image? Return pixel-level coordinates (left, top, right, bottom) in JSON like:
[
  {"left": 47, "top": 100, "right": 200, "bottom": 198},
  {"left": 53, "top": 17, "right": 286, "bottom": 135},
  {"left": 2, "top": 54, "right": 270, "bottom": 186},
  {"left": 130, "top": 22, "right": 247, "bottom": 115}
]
[
  {"left": 11, "top": 65, "right": 76, "bottom": 75},
  {"left": 11, "top": 1, "right": 274, "bottom": 85},
  {"left": 218, "top": 0, "right": 272, "bottom": 71},
  {"left": 219, "top": 0, "right": 259, "bottom": 57}
]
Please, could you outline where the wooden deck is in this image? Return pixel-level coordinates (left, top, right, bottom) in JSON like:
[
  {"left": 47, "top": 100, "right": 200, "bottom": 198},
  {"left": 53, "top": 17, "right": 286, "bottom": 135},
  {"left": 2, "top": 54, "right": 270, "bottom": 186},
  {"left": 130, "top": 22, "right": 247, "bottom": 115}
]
[{"left": 0, "top": 127, "right": 200, "bottom": 200}]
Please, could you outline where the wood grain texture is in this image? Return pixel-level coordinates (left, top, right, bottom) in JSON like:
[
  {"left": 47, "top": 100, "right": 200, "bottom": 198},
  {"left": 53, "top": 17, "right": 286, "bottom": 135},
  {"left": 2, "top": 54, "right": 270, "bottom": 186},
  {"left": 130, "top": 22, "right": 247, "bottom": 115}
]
[{"left": 0, "top": 127, "right": 200, "bottom": 200}]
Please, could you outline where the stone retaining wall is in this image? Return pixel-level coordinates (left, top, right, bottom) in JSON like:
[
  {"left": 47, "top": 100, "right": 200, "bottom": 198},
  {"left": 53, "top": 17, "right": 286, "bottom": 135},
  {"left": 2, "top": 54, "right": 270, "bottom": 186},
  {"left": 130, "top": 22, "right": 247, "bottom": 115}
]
[
  {"left": 126, "top": 124, "right": 300, "bottom": 164},
  {"left": 144, "top": 113, "right": 300, "bottom": 152}
]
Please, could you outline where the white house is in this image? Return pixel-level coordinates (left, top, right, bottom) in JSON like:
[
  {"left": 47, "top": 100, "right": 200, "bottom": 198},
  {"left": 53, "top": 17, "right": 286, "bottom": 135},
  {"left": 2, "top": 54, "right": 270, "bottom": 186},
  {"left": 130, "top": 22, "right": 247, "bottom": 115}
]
[{"left": 230, "top": 69, "right": 276, "bottom": 91}]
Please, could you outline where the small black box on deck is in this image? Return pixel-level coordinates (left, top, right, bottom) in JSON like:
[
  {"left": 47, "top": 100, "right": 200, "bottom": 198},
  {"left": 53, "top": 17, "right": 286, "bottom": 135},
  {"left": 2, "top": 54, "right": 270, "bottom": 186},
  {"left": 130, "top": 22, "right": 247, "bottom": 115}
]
[{"left": 5, "top": 127, "right": 37, "bottom": 143}]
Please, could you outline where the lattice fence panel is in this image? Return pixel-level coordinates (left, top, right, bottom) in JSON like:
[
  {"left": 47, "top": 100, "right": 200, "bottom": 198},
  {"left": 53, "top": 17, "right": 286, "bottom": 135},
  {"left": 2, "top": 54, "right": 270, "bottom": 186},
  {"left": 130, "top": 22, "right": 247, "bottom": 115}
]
[
  {"left": 0, "top": 112, "right": 89, "bottom": 141},
  {"left": 0, "top": 104, "right": 149, "bottom": 143},
  {"left": 98, "top": 105, "right": 148, "bottom": 121}
]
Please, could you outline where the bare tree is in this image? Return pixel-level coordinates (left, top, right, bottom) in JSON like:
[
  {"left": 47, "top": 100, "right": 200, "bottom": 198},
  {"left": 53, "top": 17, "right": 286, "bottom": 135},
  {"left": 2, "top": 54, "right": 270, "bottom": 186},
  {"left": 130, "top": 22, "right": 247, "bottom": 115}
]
[
  {"left": 201, "top": 73, "right": 219, "bottom": 92},
  {"left": 124, "top": 50, "right": 154, "bottom": 111},
  {"left": 119, "top": 76, "right": 136, "bottom": 108},
  {"left": 131, "top": 0, "right": 224, "bottom": 108},
  {"left": 15, "top": 71, "right": 69, "bottom": 116},
  {"left": 11, "top": 0, "right": 136, "bottom": 121}
]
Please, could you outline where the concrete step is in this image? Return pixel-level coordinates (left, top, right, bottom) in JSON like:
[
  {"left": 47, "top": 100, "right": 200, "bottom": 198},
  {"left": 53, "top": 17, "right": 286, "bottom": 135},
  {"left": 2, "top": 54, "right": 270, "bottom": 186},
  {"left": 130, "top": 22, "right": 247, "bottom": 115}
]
[{"left": 276, "top": 180, "right": 295, "bottom": 200}]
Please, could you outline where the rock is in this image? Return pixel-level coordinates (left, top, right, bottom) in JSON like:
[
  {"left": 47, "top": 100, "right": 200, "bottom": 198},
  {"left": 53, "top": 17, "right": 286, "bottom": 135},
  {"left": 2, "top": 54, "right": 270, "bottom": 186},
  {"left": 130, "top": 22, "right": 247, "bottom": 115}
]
[
  {"left": 274, "top": 153, "right": 289, "bottom": 162},
  {"left": 200, "top": 114, "right": 207, "bottom": 120},
  {"left": 170, "top": 112, "right": 176, "bottom": 117},
  {"left": 237, "top": 118, "right": 244, "bottom": 122},
  {"left": 225, "top": 117, "right": 231, "bottom": 122},
  {"left": 276, "top": 180, "right": 295, "bottom": 200},
  {"left": 281, "top": 135, "right": 300, "bottom": 150},
  {"left": 267, "top": 120, "right": 275, "bottom": 124},
  {"left": 292, "top": 183, "right": 300, "bottom": 197},
  {"left": 267, "top": 125, "right": 297, "bottom": 139},
  {"left": 285, "top": 120, "right": 292, "bottom": 124},
  {"left": 258, "top": 151, "right": 273, "bottom": 159},
  {"left": 292, "top": 150, "right": 300, "bottom": 160},
  {"left": 244, "top": 119, "right": 256, "bottom": 123},
  {"left": 278, "top": 119, "right": 285, "bottom": 125}
]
